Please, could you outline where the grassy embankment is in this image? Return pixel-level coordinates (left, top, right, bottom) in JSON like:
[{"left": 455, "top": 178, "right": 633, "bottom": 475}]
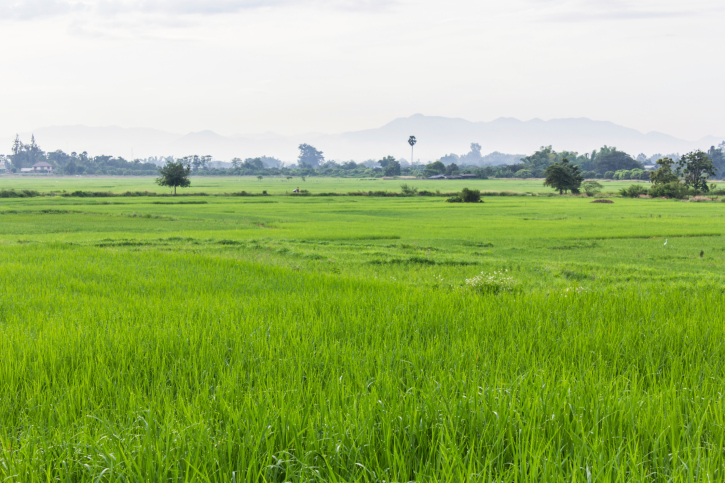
[{"left": 1, "top": 186, "right": 724, "bottom": 481}]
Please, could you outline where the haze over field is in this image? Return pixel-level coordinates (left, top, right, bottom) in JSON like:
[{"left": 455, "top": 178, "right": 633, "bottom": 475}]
[
  {"left": 1, "top": 0, "right": 724, "bottom": 162},
  {"left": 4, "top": 115, "right": 723, "bottom": 163}
]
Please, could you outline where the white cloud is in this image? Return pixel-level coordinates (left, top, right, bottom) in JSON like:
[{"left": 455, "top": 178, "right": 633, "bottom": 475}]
[
  {"left": 0, "top": 0, "right": 394, "bottom": 20},
  {"left": 0, "top": 0, "right": 77, "bottom": 19}
]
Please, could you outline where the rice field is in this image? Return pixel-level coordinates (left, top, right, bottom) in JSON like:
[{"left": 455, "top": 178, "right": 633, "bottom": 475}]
[
  {"left": 0, "top": 175, "right": 658, "bottom": 195},
  {"left": 1, "top": 179, "right": 725, "bottom": 481}
]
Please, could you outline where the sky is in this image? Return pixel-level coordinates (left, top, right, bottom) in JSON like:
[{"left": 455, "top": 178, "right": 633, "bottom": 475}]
[{"left": 1, "top": 0, "right": 724, "bottom": 140}]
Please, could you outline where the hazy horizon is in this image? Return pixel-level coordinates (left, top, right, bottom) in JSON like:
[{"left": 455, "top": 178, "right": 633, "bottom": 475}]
[
  {"left": 2, "top": 0, "right": 724, "bottom": 143},
  {"left": 5, "top": 114, "right": 723, "bottom": 163}
]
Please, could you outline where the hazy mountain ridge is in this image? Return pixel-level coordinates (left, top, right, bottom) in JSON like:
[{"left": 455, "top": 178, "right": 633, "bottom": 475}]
[{"left": 3, "top": 115, "right": 722, "bottom": 163}]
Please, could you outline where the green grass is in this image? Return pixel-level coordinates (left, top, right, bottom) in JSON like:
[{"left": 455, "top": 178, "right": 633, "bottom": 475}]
[
  {"left": 0, "top": 174, "right": 661, "bottom": 195},
  {"left": 1, "top": 182, "right": 725, "bottom": 481}
]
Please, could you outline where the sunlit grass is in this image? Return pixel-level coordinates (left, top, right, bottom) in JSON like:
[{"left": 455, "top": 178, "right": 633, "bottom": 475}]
[
  {"left": 0, "top": 186, "right": 724, "bottom": 480},
  {"left": 0, "top": 174, "right": 656, "bottom": 195}
]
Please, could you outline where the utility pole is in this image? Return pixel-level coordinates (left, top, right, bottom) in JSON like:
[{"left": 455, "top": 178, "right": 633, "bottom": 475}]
[{"left": 408, "top": 136, "right": 417, "bottom": 165}]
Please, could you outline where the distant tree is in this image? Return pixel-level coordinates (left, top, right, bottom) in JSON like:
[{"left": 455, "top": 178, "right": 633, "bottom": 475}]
[
  {"left": 636, "top": 153, "right": 648, "bottom": 163},
  {"left": 408, "top": 136, "right": 417, "bottom": 164},
  {"left": 10, "top": 134, "right": 46, "bottom": 170},
  {"left": 423, "top": 161, "right": 446, "bottom": 177},
  {"left": 543, "top": 158, "right": 583, "bottom": 194},
  {"left": 438, "top": 153, "right": 460, "bottom": 165},
  {"left": 298, "top": 144, "right": 324, "bottom": 168},
  {"left": 459, "top": 143, "right": 483, "bottom": 165},
  {"left": 231, "top": 158, "right": 241, "bottom": 169},
  {"left": 156, "top": 160, "right": 191, "bottom": 195},
  {"left": 10, "top": 134, "right": 24, "bottom": 170},
  {"left": 341, "top": 161, "right": 358, "bottom": 170},
  {"left": 378, "top": 155, "right": 396, "bottom": 169},
  {"left": 445, "top": 163, "right": 459, "bottom": 176},
  {"left": 707, "top": 145, "right": 725, "bottom": 176},
  {"left": 65, "top": 158, "right": 78, "bottom": 175},
  {"left": 677, "top": 150, "right": 715, "bottom": 193},
  {"left": 649, "top": 157, "right": 679, "bottom": 185},
  {"left": 257, "top": 175, "right": 263, "bottom": 181},
  {"left": 519, "top": 146, "right": 560, "bottom": 177},
  {"left": 593, "top": 149, "right": 642, "bottom": 174},
  {"left": 243, "top": 158, "right": 265, "bottom": 171},
  {"left": 380, "top": 156, "right": 401, "bottom": 176}
]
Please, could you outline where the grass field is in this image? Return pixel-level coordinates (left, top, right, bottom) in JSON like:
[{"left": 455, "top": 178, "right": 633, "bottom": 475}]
[
  {"left": 1, "top": 178, "right": 725, "bottom": 481},
  {"left": 0, "top": 174, "right": 660, "bottom": 195}
]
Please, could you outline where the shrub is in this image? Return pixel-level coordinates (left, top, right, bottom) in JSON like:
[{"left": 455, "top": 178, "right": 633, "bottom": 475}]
[
  {"left": 581, "top": 171, "right": 599, "bottom": 179},
  {"left": 446, "top": 196, "right": 462, "bottom": 203},
  {"left": 603, "top": 171, "right": 615, "bottom": 179},
  {"left": 460, "top": 188, "right": 482, "bottom": 203},
  {"left": 400, "top": 183, "right": 418, "bottom": 196},
  {"left": 581, "top": 181, "right": 603, "bottom": 196},
  {"left": 648, "top": 182, "right": 690, "bottom": 199},
  {"left": 614, "top": 170, "right": 631, "bottom": 180},
  {"left": 619, "top": 184, "right": 649, "bottom": 198}
]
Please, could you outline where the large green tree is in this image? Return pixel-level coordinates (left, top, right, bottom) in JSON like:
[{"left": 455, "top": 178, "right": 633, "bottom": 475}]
[
  {"left": 677, "top": 150, "right": 715, "bottom": 193},
  {"left": 156, "top": 160, "right": 191, "bottom": 195},
  {"left": 543, "top": 158, "right": 583, "bottom": 194},
  {"left": 649, "top": 157, "right": 679, "bottom": 185}
]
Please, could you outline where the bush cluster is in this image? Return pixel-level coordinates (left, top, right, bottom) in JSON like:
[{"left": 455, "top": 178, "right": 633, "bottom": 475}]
[
  {"left": 0, "top": 189, "right": 41, "bottom": 198},
  {"left": 618, "top": 182, "right": 711, "bottom": 200},
  {"left": 447, "top": 188, "right": 483, "bottom": 203}
]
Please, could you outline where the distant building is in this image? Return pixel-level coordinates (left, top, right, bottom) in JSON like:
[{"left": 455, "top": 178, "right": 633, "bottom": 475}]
[{"left": 31, "top": 162, "right": 53, "bottom": 173}]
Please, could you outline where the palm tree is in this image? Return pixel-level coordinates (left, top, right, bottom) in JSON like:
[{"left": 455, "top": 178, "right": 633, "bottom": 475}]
[{"left": 408, "top": 136, "right": 417, "bottom": 164}]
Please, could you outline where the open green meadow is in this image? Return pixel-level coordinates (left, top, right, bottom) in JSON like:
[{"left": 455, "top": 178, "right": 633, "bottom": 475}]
[
  {"left": 0, "top": 175, "right": 656, "bottom": 195},
  {"left": 2, "top": 178, "right": 725, "bottom": 481}
]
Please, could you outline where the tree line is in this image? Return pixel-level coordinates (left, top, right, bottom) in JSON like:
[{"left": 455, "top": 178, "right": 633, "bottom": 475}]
[
  {"left": 542, "top": 149, "right": 722, "bottom": 197},
  {"left": 5, "top": 135, "right": 160, "bottom": 175},
  {"left": 4, "top": 135, "right": 724, "bottom": 183}
]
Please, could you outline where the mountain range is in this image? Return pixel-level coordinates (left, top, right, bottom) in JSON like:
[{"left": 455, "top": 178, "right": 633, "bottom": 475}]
[{"left": 3, "top": 115, "right": 722, "bottom": 163}]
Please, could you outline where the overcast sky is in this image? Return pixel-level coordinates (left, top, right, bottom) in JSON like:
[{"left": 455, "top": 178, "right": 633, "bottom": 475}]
[{"left": 1, "top": 0, "right": 724, "bottom": 140}]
